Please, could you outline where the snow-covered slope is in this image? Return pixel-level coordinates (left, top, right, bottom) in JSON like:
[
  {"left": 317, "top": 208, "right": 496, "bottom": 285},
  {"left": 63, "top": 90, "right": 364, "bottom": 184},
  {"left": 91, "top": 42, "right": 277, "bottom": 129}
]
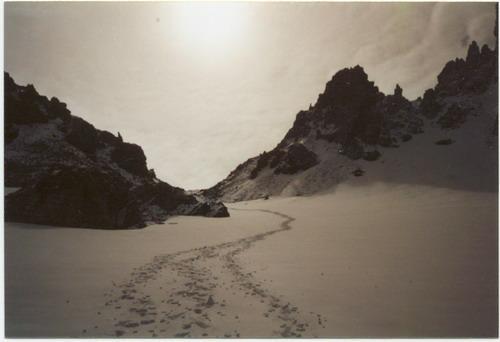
[{"left": 204, "top": 41, "right": 498, "bottom": 202}]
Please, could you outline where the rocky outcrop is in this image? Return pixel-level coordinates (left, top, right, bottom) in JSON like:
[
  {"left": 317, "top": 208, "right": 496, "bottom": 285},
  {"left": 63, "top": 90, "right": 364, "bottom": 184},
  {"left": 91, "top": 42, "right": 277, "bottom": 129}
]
[
  {"left": 65, "top": 116, "right": 100, "bottom": 155},
  {"left": 180, "top": 201, "right": 230, "bottom": 218},
  {"left": 284, "top": 67, "right": 422, "bottom": 154},
  {"left": 315, "top": 65, "right": 381, "bottom": 113},
  {"left": 247, "top": 143, "right": 318, "bottom": 179},
  {"left": 421, "top": 39, "right": 498, "bottom": 131},
  {"left": 420, "top": 89, "right": 441, "bottom": 119},
  {"left": 110, "top": 142, "right": 149, "bottom": 177},
  {"left": 273, "top": 144, "right": 318, "bottom": 175},
  {"left": 314, "top": 66, "right": 384, "bottom": 146},
  {"left": 437, "top": 103, "right": 468, "bottom": 129},
  {"left": 5, "top": 167, "right": 143, "bottom": 229},
  {"left": 4, "top": 73, "right": 229, "bottom": 229},
  {"left": 435, "top": 42, "right": 497, "bottom": 97}
]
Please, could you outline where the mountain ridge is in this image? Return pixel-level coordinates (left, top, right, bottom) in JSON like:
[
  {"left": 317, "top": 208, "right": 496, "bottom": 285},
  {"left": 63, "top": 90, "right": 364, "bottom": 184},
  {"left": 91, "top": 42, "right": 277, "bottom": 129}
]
[
  {"left": 203, "top": 39, "right": 498, "bottom": 202},
  {"left": 4, "top": 73, "right": 229, "bottom": 229}
]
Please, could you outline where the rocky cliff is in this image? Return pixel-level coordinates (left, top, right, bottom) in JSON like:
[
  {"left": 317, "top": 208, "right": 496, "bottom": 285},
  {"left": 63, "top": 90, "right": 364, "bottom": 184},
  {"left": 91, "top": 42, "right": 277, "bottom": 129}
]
[{"left": 4, "top": 73, "right": 228, "bottom": 229}]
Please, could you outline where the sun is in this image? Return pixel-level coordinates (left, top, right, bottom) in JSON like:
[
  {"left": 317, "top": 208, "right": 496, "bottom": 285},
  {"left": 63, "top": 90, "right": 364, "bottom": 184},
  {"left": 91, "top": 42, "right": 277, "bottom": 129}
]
[{"left": 172, "top": 2, "right": 248, "bottom": 53}]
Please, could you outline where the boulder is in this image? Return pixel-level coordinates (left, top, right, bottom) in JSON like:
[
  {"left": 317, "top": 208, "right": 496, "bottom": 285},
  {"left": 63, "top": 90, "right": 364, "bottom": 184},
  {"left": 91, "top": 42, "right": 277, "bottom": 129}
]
[
  {"left": 136, "top": 181, "right": 195, "bottom": 212},
  {"left": 363, "top": 150, "right": 381, "bottom": 161},
  {"left": 401, "top": 134, "right": 412, "bottom": 142},
  {"left": 352, "top": 168, "right": 364, "bottom": 177},
  {"left": 274, "top": 144, "right": 318, "bottom": 175},
  {"left": 435, "top": 138, "right": 454, "bottom": 145},
  {"left": 185, "top": 201, "right": 229, "bottom": 218}
]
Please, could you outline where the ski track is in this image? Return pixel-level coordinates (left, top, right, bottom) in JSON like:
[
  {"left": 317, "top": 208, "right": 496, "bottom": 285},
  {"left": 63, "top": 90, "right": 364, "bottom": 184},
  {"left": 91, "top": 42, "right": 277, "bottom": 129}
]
[{"left": 92, "top": 208, "right": 327, "bottom": 338}]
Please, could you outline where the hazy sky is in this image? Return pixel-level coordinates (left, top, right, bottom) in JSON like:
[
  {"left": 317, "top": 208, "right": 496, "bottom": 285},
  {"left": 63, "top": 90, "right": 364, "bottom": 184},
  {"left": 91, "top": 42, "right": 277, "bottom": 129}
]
[{"left": 5, "top": 2, "right": 496, "bottom": 189}]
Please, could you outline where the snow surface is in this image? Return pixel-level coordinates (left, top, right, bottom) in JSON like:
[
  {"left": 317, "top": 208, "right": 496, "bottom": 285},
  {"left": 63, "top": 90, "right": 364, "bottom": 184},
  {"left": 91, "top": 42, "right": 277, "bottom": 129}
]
[{"left": 5, "top": 182, "right": 497, "bottom": 337}]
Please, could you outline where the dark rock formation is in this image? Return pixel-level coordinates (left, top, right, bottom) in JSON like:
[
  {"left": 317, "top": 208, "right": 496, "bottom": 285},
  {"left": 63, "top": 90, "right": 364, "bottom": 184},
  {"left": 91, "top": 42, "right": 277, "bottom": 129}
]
[
  {"left": 4, "top": 73, "right": 229, "bottom": 228},
  {"left": 65, "top": 116, "right": 99, "bottom": 155},
  {"left": 352, "top": 168, "right": 364, "bottom": 177},
  {"left": 48, "top": 97, "right": 71, "bottom": 122},
  {"left": 5, "top": 79, "right": 48, "bottom": 125},
  {"left": 417, "top": 38, "right": 498, "bottom": 132},
  {"left": 316, "top": 65, "right": 381, "bottom": 113},
  {"left": 248, "top": 143, "right": 318, "bottom": 179},
  {"left": 394, "top": 84, "right": 403, "bottom": 98},
  {"left": 401, "top": 134, "right": 412, "bottom": 142},
  {"left": 338, "top": 141, "right": 365, "bottom": 160},
  {"left": 184, "top": 201, "right": 230, "bottom": 218},
  {"left": 111, "top": 142, "right": 149, "bottom": 177},
  {"left": 316, "top": 66, "right": 383, "bottom": 146},
  {"left": 5, "top": 167, "right": 143, "bottom": 229},
  {"left": 288, "top": 67, "right": 420, "bottom": 152},
  {"left": 437, "top": 103, "right": 468, "bottom": 129},
  {"left": 420, "top": 89, "right": 441, "bottom": 119},
  {"left": 134, "top": 181, "right": 195, "bottom": 213},
  {"left": 435, "top": 41, "right": 497, "bottom": 97},
  {"left": 363, "top": 150, "right": 381, "bottom": 161},
  {"left": 435, "top": 138, "right": 454, "bottom": 146},
  {"left": 273, "top": 144, "right": 318, "bottom": 175},
  {"left": 282, "top": 110, "right": 312, "bottom": 142},
  {"left": 249, "top": 151, "right": 272, "bottom": 179}
]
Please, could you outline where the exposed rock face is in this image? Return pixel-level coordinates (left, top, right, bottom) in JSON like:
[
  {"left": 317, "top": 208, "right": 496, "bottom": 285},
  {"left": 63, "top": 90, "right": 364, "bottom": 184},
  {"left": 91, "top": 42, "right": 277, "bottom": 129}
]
[
  {"left": 65, "top": 116, "right": 100, "bottom": 155},
  {"left": 247, "top": 144, "right": 318, "bottom": 179},
  {"left": 283, "top": 66, "right": 385, "bottom": 148},
  {"left": 4, "top": 73, "right": 229, "bottom": 228},
  {"left": 111, "top": 142, "right": 149, "bottom": 177},
  {"left": 274, "top": 144, "right": 318, "bottom": 175},
  {"left": 420, "top": 89, "right": 441, "bottom": 119},
  {"left": 394, "top": 84, "right": 403, "bottom": 98},
  {"left": 435, "top": 41, "right": 497, "bottom": 97},
  {"left": 363, "top": 150, "right": 381, "bottom": 161},
  {"left": 205, "top": 37, "right": 498, "bottom": 202},
  {"left": 437, "top": 104, "right": 468, "bottom": 129},
  {"left": 428, "top": 40, "right": 498, "bottom": 131},
  {"left": 181, "top": 201, "right": 230, "bottom": 218},
  {"left": 284, "top": 67, "right": 422, "bottom": 153},
  {"left": 315, "top": 65, "right": 381, "bottom": 114},
  {"left": 5, "top": 167, "right": 143, "bottom": 229}
]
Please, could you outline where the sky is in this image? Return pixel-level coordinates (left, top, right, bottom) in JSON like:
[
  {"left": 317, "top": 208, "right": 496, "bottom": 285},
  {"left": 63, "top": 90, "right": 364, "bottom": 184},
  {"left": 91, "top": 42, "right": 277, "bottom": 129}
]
[{"left": 5, "top": 2, "right": 497, "bottom": 190}]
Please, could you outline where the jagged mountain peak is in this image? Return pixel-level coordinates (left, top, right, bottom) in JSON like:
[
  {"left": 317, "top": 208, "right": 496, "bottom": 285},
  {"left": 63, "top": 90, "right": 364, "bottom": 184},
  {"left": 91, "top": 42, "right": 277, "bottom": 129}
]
[
  {"left": 314, "top": 65, "right": 382, "bottom": 112},
  {"left": 204, "top": 38, "right": 498, "bottom": 202},
  {"left": 436, "top": 41, "right": 496, "bottom": 97}
]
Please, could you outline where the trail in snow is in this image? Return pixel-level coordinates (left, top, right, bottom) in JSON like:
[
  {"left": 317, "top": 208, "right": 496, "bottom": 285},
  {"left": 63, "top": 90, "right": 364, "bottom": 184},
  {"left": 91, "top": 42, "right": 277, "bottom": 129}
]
[{"left": 94, "top": 208, "right": 327, "bottom": 337}]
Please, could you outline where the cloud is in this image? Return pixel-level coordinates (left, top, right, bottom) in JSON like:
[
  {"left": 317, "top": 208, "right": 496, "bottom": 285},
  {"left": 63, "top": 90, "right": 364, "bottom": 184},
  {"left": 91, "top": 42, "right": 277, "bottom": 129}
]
[{"left": 351, "top": 3, "right": 496, "bottom": 98}]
